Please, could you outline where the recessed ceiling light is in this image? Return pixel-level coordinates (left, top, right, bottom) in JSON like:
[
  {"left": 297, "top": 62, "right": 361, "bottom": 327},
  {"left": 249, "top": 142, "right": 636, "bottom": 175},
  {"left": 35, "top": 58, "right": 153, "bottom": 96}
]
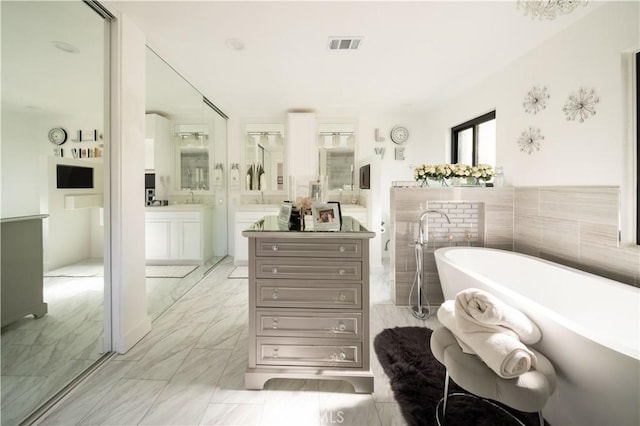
[
  {"left": 52, "top": 40, "right": 79, "bottom": 54},
  {"left": 225, "top": 38, "right": 245, "bottom": 51}
]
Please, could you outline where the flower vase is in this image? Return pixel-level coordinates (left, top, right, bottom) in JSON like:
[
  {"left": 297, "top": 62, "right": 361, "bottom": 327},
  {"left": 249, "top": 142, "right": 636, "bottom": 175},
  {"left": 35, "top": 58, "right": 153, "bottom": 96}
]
[{"left": 426, "top": 177, "right": 448, "bottom": 187}]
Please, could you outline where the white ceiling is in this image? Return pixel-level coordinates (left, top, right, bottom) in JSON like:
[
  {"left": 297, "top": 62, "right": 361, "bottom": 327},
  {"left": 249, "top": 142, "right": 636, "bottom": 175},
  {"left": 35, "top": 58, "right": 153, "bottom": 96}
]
[
  {"left": 104, "top": 0, "right": 600, "bottom": 117},
  {"left": 1, "top": 1, "right": 600, "bottom": 119}
]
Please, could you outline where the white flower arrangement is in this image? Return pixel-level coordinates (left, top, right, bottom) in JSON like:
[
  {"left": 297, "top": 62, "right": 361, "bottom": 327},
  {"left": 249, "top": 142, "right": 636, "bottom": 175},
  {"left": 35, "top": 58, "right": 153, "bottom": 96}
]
[{"left": 413, "top": 163, "right": 495, "bottom": 185}]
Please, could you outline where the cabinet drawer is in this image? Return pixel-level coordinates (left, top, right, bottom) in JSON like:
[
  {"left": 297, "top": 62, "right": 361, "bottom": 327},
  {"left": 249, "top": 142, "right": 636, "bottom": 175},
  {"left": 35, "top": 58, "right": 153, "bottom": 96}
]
[
  {"left": 257, "top": 338, "right": 362, "bottom": 368},
  {"left": 256, "top": 310, "right": 362, "bottom": 339},
  {"left": 256, "top": 281, "right": 361, "bottom": 309},
  {"left": 256, "top": 239, "right": 362, "bottom": 258},
  {"left": 255, "top": 259, "right": 361, "bottom": 280}
]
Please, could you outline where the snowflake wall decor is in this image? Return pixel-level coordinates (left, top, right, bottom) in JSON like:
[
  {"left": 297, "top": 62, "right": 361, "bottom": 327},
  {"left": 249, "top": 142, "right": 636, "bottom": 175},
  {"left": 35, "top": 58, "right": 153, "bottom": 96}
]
[
  {"left": 517, "top": 127, "right": 544, "bottom": 154},
  {"left": 523, "top": 86, "right": 550, "bottom": 114},
  {"left": 562, "top": 87, "right": 599, "bottom": 122}
]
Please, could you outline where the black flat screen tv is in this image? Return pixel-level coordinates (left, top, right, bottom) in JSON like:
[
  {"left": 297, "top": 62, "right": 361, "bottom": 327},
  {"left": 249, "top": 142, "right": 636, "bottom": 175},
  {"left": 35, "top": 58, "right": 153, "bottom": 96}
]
[
  {"left": 145, "top": 173, "right": 156, "bottom": 189},
  {"left": 56, "top": 164, "right": 94, "bottom": 189}
]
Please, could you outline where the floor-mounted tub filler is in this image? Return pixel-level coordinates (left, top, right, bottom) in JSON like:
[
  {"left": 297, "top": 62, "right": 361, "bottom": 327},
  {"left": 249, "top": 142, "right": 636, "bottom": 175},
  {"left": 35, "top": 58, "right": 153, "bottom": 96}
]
[
  {"left": 410, "top": 210, "right": 450, "bottom": 320},
  {"left": 435, "top": 246, "right": 639, "bottom": 426}
]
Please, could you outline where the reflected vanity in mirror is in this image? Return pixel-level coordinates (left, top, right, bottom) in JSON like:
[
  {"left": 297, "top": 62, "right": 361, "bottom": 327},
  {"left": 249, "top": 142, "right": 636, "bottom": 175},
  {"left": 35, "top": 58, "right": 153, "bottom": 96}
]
[
  {"left": 244, "top": 123, "right": 285, "bottom": 192},
  {"left": 317, "top": 123, "right": 356, "bottom": 193},
  {"left": 175, "top": 124, "right": 209, "bottom": 191}
]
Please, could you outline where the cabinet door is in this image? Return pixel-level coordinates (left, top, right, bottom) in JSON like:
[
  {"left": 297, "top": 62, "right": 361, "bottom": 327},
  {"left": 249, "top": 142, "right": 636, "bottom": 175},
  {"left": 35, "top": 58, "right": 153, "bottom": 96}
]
[
  {"left": 234, "top": 221, "right": 254, "bottom": 265},
  {"left": 146, "top": 220, "right": 171, "bottom": 260},
  {"left": 180, "top": 221, "right": 201, "bottom": 259}
]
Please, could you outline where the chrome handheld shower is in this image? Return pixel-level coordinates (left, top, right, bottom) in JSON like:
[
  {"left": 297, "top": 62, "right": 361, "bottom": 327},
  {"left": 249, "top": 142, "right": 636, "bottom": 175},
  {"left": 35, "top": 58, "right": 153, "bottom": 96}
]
[{"left": 410, "top": 209, "right": 451, "bottom": 320}]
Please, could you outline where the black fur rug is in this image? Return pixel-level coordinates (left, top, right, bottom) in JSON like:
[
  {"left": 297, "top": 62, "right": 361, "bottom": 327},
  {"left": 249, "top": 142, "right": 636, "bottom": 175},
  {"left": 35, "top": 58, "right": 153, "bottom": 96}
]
[{"left": 373, "top": 327, "right": 543, "bottom": 426}]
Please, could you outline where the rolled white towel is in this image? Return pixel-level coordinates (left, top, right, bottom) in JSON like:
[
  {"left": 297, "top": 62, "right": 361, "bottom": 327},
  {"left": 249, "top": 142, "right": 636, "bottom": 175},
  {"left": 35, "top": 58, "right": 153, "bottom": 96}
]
[
  {"left": 438, "top": 300, "right": 538, "bottom": 379},
  {"left": 455, "top": 288, "right": 541, "bottom": 344},
  {"left": 459, "top": 328, "right": 538, "bottom": 378},
  {"left": 437, "top": 301, "right": 473, "bottom": 353}
]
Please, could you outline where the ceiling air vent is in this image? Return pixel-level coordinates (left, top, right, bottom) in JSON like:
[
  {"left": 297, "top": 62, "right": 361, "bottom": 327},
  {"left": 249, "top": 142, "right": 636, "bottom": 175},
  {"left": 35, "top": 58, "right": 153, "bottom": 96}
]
[{"left": 328, "top": 37, "right": 363, "bottom": 51}]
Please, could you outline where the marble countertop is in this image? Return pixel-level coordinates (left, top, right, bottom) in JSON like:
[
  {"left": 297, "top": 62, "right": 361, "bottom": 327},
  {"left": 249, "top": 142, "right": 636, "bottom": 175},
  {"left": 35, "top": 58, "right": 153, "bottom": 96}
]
[
  {"left": 145, "top": 203, "right": 214, "bottom": 212},
  {"left": 242, "top": 215, "right": 374, "bottom": 238}
]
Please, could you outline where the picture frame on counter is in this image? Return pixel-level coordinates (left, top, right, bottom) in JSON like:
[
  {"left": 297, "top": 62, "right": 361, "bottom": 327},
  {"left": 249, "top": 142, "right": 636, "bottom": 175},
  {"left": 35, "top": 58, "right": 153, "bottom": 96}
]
[
  {"left": 311, "top": 203, "right": 341, "bottom": 231},
  {"left": 327, "top": 201, "right": 342, "bottom": 224},
  {"left": 278, "top": 202, "right": 293, "bottom": 227}
]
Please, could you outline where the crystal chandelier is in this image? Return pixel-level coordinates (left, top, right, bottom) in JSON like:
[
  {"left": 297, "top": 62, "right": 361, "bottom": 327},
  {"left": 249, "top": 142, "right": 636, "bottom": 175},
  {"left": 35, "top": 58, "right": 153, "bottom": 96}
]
[{"left": 517, "top": 0, "right": 587, "bottom": 20}]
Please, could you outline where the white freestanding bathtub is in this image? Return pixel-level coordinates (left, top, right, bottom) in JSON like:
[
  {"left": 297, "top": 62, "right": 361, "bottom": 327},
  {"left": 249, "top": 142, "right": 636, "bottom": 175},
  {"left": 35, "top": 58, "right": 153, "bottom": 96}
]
[{"left": 434, "top": 246, "right": 639, "bottom": 426}]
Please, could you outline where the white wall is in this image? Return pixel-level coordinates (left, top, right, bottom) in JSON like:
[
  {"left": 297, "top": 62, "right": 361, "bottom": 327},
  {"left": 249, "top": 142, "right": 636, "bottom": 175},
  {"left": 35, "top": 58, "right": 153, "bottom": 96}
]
[
  {"left": 1, "top": 107, "right": 105, "bottom": 270},
  {"left": 109, "top": 12, "right": 152, "bottom": 353},
  {"left": 1, "top": 108, "right": 42, "bottom": 218},
  {"left": 418, "top": 1, "right": 639, "bottom": 243}
]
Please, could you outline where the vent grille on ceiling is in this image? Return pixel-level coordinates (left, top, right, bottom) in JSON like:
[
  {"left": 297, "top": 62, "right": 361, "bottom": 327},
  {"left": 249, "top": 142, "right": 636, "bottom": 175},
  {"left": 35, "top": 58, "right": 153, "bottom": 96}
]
[{"left": 328, "top": 37, "right": 363, "bottom": 50}]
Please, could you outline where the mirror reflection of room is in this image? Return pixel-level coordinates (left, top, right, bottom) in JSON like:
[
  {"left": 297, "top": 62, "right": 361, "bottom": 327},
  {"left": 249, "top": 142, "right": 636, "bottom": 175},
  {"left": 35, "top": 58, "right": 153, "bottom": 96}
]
[
  {"left": 176, "top": 124, "right": 210, "bottom": 191},
  {"left": 244, "top": 123, "right": 284, "bottom": 192},
  {"left": 317, "top": 122, "right": 356, "bottom": 196}
]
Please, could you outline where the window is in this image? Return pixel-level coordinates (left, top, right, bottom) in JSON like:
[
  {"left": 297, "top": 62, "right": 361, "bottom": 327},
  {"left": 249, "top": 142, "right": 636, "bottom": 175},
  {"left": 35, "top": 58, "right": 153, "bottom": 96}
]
[{"left": 451, "top": 111, "right": 496, "bottom": 166}]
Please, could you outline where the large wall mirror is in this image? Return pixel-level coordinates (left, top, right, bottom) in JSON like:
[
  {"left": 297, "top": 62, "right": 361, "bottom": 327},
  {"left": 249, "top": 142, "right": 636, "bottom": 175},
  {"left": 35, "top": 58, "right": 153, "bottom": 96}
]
[
  {"left": 145, "top": 46, "right": 228, "bottom": 320},
  {"left": 146, "top": 47, "right": 210, "bottom": 197},
  {"left": 244, "top": 123, "right": 285, "bottom": 192},
  {"left": 317, "top": 123, "right": 356, "bottom": 192},
  {"left": 1, "top": 1, "right": 110, "bottom": 423}
]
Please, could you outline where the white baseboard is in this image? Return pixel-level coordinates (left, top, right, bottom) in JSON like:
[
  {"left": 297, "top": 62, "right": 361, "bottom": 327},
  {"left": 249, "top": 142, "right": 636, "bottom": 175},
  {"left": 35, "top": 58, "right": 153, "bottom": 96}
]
[{"left": 114, "top": 316, "right": 151, "bottom": 354}]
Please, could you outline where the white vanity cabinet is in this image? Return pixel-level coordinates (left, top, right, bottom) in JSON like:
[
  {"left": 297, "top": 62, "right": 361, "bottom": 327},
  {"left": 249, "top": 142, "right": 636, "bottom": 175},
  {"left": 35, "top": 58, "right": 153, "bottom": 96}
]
[
  {"left": 243, "top": 216, "right": 375, "bottom": 393},
  {"left": 341, "top": 205, "right": 368, "bottom": 228},
  {"left": 234, "top": 206, "right": 280, "bottom": 266},
  {"left": 145, "top": 205, "right": 213, "bottom": 264}
]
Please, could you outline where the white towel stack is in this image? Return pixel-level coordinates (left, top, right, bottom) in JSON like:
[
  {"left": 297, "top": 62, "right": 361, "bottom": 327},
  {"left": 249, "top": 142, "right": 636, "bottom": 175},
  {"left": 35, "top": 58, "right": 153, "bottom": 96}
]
[{"left": 437, "top": 288, "right": 541, "bottom": 379}]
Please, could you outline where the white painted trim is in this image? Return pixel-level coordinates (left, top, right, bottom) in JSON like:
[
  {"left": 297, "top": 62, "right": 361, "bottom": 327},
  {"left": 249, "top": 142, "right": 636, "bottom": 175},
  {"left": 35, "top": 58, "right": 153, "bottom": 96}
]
[{"left": 107, "top": 10, "right": 151, "bottom": 354}]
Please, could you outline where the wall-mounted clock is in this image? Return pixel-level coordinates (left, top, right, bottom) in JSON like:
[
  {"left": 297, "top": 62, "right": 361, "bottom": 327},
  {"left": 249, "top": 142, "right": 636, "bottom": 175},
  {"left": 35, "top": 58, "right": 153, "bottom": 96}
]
[
  {"left": 390, "top": 126, "right": 409, "bottom": 144},
  {"left": 48, "top": 127, "right": 68, "bottom": 145}
]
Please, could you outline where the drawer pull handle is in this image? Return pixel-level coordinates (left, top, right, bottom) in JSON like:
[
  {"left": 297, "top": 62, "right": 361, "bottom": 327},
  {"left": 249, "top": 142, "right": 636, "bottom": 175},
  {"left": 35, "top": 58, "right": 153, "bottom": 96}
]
[
  {"left": 272, "top": 267, "right": 278, "bottom": 274},
  {"left": 272, "top": 318, "right": 278, "bottom": 329},
  {"left": 338, "top": 351, "right": 346, "bottom": 361},
  {"left": 339, "top": 246, "right": 346, "bottom": 253},
  {"left": 339, "top": 293, "right": 346, "bottom": 302},
  {"left": 272, "top": 245, "right": 278, "bottom": 251},
  {"left": 272, "top": 289, "right": 278, "bottom": 300},
  {"left": 272, "top": 348, "right": 279, "bottom": 358},
  {"left": 338, "top": 269, "right": 346, "bottom": 275},
  {"left": 338, "top": 322, "right": 346, "bottom": 332}
]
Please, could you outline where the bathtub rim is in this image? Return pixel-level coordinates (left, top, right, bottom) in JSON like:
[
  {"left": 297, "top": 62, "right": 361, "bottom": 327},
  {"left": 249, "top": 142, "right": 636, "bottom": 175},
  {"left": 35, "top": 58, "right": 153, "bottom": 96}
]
[{"left": 434, "top": 246, "right": 639, "bottom": 361}]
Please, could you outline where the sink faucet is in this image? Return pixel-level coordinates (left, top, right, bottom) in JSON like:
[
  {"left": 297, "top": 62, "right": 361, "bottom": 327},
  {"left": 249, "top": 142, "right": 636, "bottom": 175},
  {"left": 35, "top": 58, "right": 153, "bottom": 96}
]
[
  {"left": 417, "top": 209, "right": 451, "bottom": 245},
  {"left": 261, "top": 191, "right": 265, "bottom": 205},
  {"left": 187, "top": 191, "right": 195, "bottom": 204}
]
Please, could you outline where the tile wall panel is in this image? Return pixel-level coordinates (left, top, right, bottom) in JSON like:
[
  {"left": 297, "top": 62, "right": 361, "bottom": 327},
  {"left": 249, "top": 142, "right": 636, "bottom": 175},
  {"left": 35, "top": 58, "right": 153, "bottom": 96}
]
[
  {"left": 391, "top": 187, "right": 514, "bottom": 306},
  {"left": 391, "top": 185, "right": 639, "bottom": 309},
  {"left": 514, "top": 186, "right": 639, "bottom": 287}
]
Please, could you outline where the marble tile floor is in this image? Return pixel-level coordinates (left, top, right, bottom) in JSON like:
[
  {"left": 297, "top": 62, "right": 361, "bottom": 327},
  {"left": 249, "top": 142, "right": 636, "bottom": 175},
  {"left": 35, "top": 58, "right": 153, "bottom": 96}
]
[
  {"left": 1, "top": 257, "right": 223, "bottom": 426},
  {"left": 36, "top": 257, "right": 443, "bottom": 426}
]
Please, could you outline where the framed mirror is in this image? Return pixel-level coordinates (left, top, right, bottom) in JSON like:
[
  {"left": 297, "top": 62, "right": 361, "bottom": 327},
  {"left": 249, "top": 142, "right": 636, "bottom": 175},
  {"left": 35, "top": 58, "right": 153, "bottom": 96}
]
[
  {"left": 244, "top": 123, "right": 285, "bottom": 192},
  {"left": 175, "top": 124, "right": 209, "bottom": 191},
  {"left": 317, "top": 123, "right": 356, "bottom": 192}
]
